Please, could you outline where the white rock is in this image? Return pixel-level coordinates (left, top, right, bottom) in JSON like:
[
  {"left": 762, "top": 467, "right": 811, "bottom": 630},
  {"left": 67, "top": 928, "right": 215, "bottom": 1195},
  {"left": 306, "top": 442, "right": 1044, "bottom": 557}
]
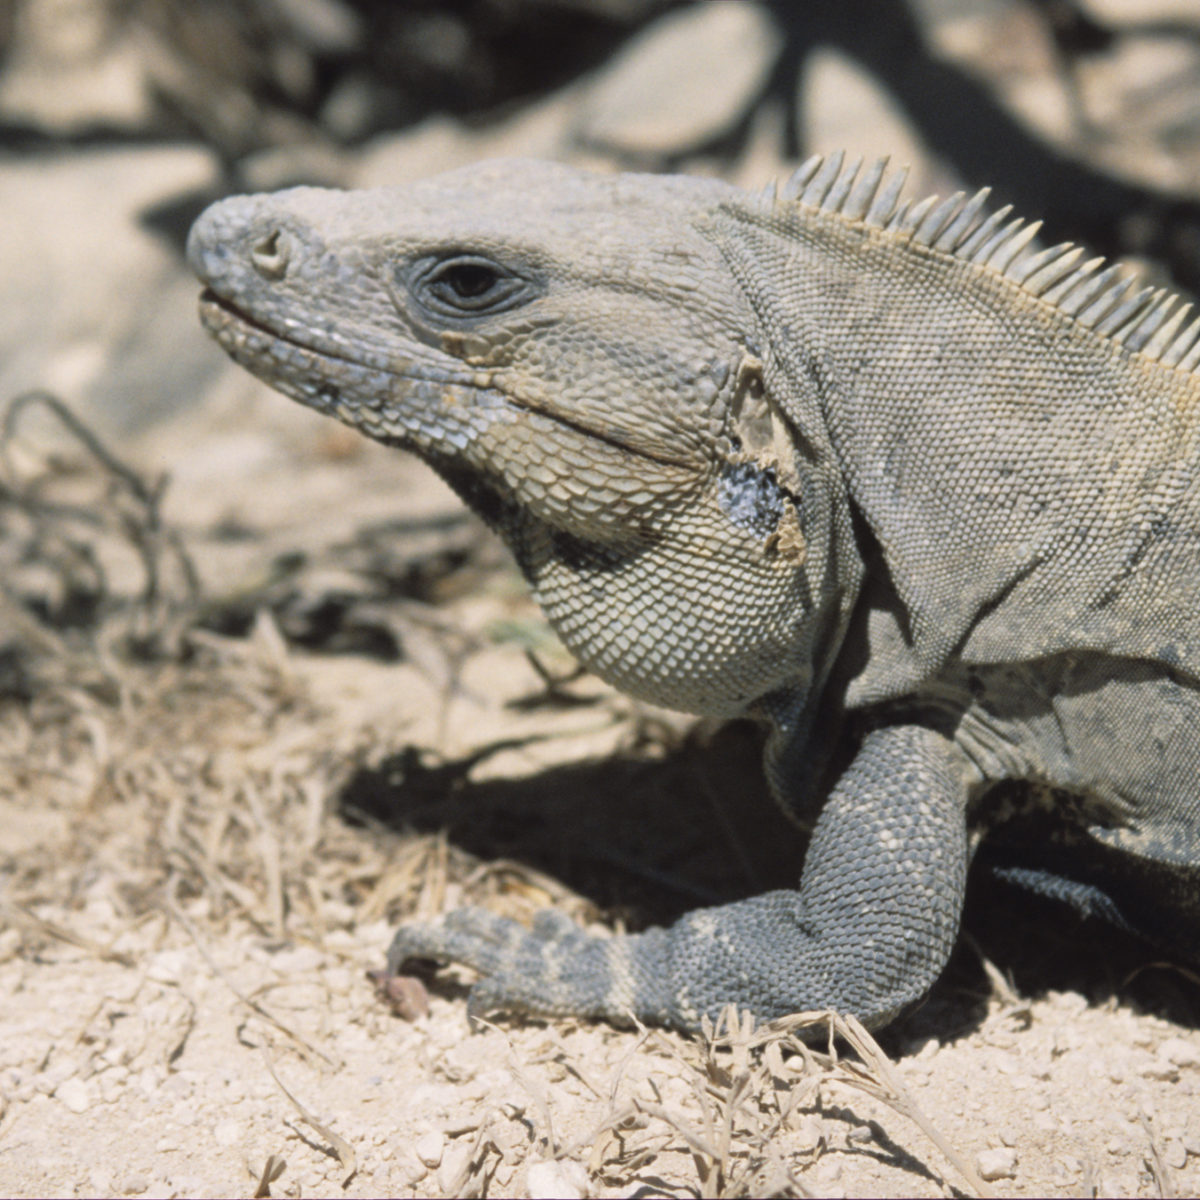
[
  {"left": 56, "top": 1076, "right": 91, "bottom": 1114},
  {"left": 1081, "top": 0, "right": 1200, "bottom": 26},
  {"left": 269, "top": 945, "right": 325, "bottom": 974},
  {"left": 579, "top": 3, "right": 778, "bottom": 157},
  {"left": 815, "top": 1159, "right": 843, "bottom": 1183},
  {"left": 145, "top": 949, "right": 191, "bottom": 985},
  {"left": 527, "top": 1157, "right": 589, "bottom": 1200},
  {"left": 1161, "top": 1037, "right": 1200, "bottom": 1068},
  {"left": 415, "top": 1130, "right": 444, "bottom": 1168},
  {"left": 437, "top": 1141, "right": 475, "bottom": 1193},
  {"left": 977, "top": 1147, "right": 1018, "bottom": 1180},
  {"left": 213, "top": 1118, "right": 240, "bottom": 1147},
  {"left": 802, "top": 46, "right": 934, "bottom": 195},
  {"left": 0, "top": 147, "right": 222, "bottom": 440},
  {"left": 87, "top": 1168, "right": 114, "bottom": 1195}
]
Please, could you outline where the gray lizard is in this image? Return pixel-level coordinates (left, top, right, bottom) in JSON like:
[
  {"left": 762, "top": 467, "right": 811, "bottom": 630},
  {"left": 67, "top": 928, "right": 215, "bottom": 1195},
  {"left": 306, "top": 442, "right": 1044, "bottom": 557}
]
[{"left": 187, "top": 153, "right": 1200, "bottom": 1032}]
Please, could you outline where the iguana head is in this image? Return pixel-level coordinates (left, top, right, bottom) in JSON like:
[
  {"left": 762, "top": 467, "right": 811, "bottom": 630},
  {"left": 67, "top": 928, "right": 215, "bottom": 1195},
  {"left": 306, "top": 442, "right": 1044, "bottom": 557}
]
[{"left": 188, "top": 159, "right": 851, "bottom": 717}]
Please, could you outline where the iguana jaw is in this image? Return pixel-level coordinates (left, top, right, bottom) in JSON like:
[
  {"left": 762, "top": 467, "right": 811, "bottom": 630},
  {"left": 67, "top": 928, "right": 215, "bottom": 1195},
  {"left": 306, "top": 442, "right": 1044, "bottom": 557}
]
[{"left": 197, "top": 283, "right": 708, "bottom": 543}]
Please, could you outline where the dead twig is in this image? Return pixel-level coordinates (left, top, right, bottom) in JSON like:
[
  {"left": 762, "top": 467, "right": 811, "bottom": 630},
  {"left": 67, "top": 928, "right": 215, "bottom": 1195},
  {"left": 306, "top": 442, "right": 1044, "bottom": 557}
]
[{"left": 0, "top": 901, "right": 135, "bottom": 968}]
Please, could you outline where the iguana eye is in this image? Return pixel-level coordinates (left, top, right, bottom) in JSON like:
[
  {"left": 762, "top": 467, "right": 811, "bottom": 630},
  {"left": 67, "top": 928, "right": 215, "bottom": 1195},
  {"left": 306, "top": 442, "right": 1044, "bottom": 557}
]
[
  {"left": 439, "top": 261, "right": 500, "bottom": 299},
  {"left": 415, "top": 254, "right": 534, "bottom": 316}
]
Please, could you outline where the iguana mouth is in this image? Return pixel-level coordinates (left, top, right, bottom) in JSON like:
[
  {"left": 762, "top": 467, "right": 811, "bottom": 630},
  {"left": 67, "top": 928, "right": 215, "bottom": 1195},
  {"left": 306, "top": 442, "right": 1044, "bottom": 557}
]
[
  {"left": 198, "top": 290, "right": 458, "bottom": 385},
  {"left": 199, "top": 289, "right": 274, "bottom": 338},
  {"left": 199, "top": 289, "right": 699, "bottom": 470}
]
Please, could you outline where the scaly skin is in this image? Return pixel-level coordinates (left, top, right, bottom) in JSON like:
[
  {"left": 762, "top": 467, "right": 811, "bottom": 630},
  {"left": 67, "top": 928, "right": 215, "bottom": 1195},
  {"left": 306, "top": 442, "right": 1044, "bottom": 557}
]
[{"left": 188, "top": 155, "right": 1200, "bottom": 1031}]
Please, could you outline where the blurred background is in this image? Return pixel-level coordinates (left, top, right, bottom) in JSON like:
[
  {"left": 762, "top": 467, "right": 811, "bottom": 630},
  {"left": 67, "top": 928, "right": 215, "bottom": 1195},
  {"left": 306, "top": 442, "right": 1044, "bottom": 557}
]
[{"left": 4, "top": 0, "right": 1200, "bottom": 438}]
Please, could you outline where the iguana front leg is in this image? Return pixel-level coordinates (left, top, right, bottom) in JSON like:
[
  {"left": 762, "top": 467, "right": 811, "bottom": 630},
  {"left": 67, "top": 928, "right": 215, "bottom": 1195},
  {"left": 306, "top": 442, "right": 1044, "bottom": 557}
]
[{"left": 386, "top": 725, "right": 973, "bottom": 1030}]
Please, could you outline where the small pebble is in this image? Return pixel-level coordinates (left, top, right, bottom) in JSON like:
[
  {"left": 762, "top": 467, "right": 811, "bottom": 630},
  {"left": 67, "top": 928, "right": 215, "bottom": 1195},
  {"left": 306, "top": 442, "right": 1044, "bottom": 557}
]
[
  {"left": 976, "top": 1147, "right": 1018, "bottom": 1180},
  {"left": 41, "top": 1057, "right": 79, "bottom": 1091},
  {"left": 415, "top": 1130, "right": 444, "bottom": 1168},
  {"left": 145, "top": 949, "right": 190, "bottom": 986},
  {"left": 815, "top": 1159, "right": 842, "bottom": 1183},
  {"left": 527, "top": 1158, "right": 589, "bottom": 1199},
  {"left": 369, "top": 970, "right": 430, "bottom": 1021},
  {"left": 213, "top": 1119, "right": 240, "bottom": 1147},
  {"left": 1161, "top": 1038, "right": 1200, "bottom": 1068},
  {"left": 88, "top": 1168, "right": 114, "bottom": 1195},
  {"left": 795, "top": 1116, "right": 824, "bottom": 1152},
  {"left": 437, "top": 1141, "right": 475, "bottom": 1193},
  {"left": 56, "top": 1077, "right": 91, "bottom": 1114},
  {"left": 269, "top": 945, "right": 324, "bottom": 973}
]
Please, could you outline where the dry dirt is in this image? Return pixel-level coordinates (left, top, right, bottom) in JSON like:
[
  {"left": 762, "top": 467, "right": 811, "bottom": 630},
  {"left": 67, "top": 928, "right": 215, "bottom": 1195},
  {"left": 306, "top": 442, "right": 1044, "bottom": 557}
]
[{"left": 1, "top": 375, "right": 1198, "bottom": 1200}]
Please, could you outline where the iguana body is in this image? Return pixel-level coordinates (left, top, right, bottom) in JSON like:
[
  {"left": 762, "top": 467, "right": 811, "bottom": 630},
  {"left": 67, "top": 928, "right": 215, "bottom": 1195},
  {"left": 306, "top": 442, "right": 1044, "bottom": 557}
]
[{"left": 188, "top": 154, "right": 1200, "bottom": 1031}]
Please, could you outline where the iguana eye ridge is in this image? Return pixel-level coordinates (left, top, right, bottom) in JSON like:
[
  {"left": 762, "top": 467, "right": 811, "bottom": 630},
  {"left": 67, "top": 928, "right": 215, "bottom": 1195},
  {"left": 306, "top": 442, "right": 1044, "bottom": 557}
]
[{"left": 414, "top": 254, "right": 534, "bottom": 316}]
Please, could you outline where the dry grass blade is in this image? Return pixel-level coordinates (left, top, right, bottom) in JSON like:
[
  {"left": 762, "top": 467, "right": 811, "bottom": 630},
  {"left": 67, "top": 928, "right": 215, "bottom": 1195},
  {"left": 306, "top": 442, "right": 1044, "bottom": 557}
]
[
  {"left": 1124, "top": 960, "right": 1200, "bottom": 993},
  {"left": 1141, "top": 1112, "right": 1175, "bottom": 1199},
  {"left": 262, "top": 1051, "right": 357, "bottom": 1184},
  {"left": 0, "top": 901, "right": 135, "bottom": 967},
  {"left": 165, "top": 879, "right": 336, "bottom": 1066},
  {"left": 609, "top": 1009, "right": 818, "bottom": 1199},
  {"left": 632, "top": 1100, "right": 716, "bottom": 1161},
  {"left": 771, "top": 1011, "right": 995, "bottom": 1198},
  {"left": 440, "top": 1121, "right": 505, "bottom": 1198},
  {"left": 252, "top": 1154, "right": 286, "bottom": 1198},
  {"left": 477, "top": 1018, "right": 560, "bottom": 1155},
  {"left": 963, "top": 931, "right": 1027, "bottom": 1011},
  {"left": 241, "top": 780, "right": 286, "bottom": 939}
]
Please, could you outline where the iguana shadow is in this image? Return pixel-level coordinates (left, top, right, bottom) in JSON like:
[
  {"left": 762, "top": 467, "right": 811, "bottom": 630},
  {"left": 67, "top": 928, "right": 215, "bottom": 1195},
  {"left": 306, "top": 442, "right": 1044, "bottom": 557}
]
[{"left": 336, "top": 720, "right": 1199, "bottom": 1046}]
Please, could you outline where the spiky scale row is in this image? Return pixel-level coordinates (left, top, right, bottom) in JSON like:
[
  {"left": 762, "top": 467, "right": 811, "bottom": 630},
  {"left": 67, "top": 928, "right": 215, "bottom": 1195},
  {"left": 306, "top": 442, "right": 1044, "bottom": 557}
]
[{"left": 775, "top": 151, "right": 1200, "bottom": 373}]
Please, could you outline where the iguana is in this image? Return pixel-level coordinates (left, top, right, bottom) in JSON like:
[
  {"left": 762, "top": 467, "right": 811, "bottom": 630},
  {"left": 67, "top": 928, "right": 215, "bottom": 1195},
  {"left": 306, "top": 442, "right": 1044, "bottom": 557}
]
[{"left": 188, "top": 153, "right": 1200, "bottom": 1033}]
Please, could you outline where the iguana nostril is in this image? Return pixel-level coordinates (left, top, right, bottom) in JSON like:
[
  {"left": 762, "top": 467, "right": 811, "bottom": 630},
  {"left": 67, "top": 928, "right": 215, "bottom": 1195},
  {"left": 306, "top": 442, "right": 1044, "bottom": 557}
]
[{"left": 250, "top": 228, "right": 289, "bottom": 281}]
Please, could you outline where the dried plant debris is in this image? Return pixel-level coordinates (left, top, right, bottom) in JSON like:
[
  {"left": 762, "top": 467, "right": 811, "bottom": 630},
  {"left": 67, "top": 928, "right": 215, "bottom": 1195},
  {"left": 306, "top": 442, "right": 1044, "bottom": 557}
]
[
  {"left": 0, "top": 391, "right": 200, "bottom": 669},
  {"left": 0, "top": 391, "right": 507, "bottom": 690},
  {"left": 569, "top": 1007, "right": 993, "bottom": 1199}
]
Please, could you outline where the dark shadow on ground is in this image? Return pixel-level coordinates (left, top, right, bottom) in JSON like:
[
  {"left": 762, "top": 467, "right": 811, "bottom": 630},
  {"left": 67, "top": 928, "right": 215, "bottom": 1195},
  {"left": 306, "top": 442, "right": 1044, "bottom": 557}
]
[
  {"left": 338, "top": 721, "right": 1199, "bottom": 1045},
  {"left": 339, "top": 719, "right": 794, "bottom": 921}
]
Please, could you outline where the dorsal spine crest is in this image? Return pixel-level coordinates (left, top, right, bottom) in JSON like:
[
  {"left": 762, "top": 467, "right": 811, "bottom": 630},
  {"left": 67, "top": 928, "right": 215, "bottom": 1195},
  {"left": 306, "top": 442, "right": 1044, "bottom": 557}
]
[{"left": 773, "top": 151, "right": 1198, "bottom": 371}]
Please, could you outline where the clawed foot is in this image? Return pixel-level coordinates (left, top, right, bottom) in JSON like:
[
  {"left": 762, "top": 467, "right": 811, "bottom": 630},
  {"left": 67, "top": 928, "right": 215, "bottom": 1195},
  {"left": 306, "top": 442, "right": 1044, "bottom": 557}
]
[{"left": 385, "top": 907, "right": 671, "bottom": 1026}]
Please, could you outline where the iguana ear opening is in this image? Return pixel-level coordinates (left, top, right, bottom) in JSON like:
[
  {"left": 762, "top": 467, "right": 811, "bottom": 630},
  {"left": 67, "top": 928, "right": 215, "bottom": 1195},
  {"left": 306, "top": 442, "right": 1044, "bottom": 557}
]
[
  {"left": 728, "top": 354, "right": 772, "bottom": 455},
  {"left": 727, "top": 353, "right": 807, "bottom": 495}
]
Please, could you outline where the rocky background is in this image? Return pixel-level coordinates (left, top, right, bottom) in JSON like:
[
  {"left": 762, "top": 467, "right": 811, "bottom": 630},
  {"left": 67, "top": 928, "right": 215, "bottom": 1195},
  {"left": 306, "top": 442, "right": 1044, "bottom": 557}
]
[{"left": 2, "top": 2, "right": 1199, "bottom": 1197}]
